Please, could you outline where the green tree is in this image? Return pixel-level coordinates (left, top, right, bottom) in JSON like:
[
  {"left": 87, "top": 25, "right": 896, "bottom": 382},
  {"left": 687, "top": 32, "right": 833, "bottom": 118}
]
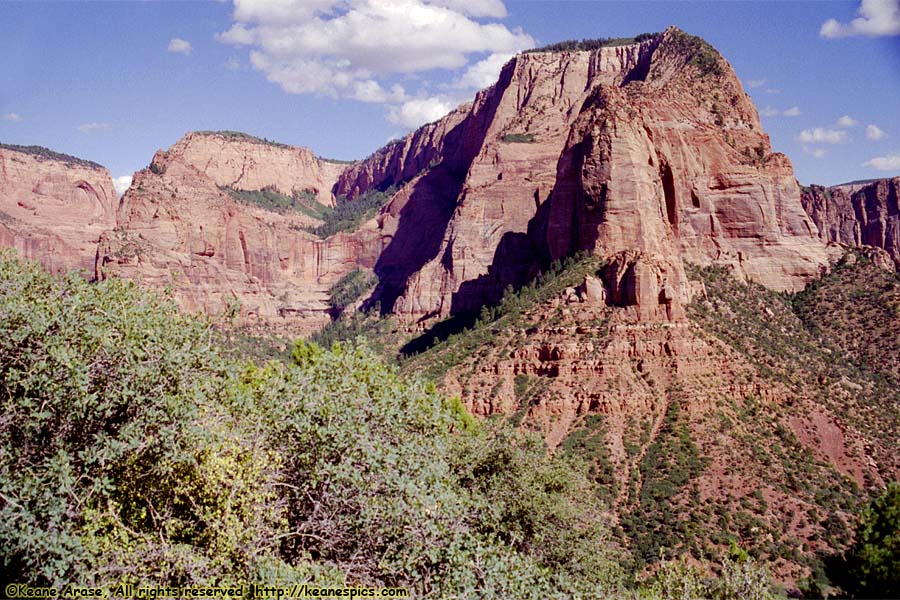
[{"left": 846, "top": 481, "right": 900, "bottom": 598}]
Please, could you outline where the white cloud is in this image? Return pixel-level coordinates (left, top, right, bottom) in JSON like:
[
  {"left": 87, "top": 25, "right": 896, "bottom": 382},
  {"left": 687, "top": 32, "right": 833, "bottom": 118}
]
[
  {"left": 2, "top": 112, "right": 22, "bottom": 122},
  {"left": 219, "top": 0, "right": 532, "bottom": 128},
  {"left": 836, "top": 115, "right": 858, "bottom": 127},
  {"left": 760, "top": 106, "right": 801, "bottom": 117},
  {"left": 427, "top": 0, "right": 508, "bottom": 17},
  {"left": 225, "top": 56, "right": 242, "bottom": 70},
  {"left": 866, "top": 124, "right": 888, "bottom": 140},
  {"left": 77, "top": 122, "right": 111, "bottom": 134},
  {"left": 113, "top": 175, "right": 133, "bottom": 197},
  {"left": 746, "top": 78, "right": 766, "bottom": 89},
  {"left": 820, "top": 0, "right": 900, "bottom": 38},
  {"left": 454, "top": 52, "right": 513, "bottom": 89},
  {"left": 764, "top": 88, "right": 780, "bottom": 95},
  {"left": 388, "top": 97, "right": 455, "bottom": 129},
  {"left": 863, "top": 152, "right": 900, "bottom": 170},
  {"left": 803, "top": 146, "right": 827, "bottom": 159},
  {"left": 168, "top": 38, "right": 193, "bottom": 55},
  {"left": 796, "top": 127, "right": 848, "bottom": 144}
]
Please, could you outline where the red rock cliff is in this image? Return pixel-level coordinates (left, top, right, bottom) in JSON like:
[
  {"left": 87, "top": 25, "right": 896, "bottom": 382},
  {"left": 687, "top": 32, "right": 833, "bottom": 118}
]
[
  {"left": 801, "top": 177, "right": 900, "bottom": 265},
  {"left": 0, "top": 144, "right": 117, "bottom": 274},
  {"left": 95, "top": 136, "right": 382, "bottom": 333},
  {"left": 342, "top": 27, "right": 832, "bottom": 325}
]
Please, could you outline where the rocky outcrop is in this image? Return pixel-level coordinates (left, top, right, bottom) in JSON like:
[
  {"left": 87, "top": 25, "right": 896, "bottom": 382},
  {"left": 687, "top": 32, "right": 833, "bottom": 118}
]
[
  {"left": 341, "top": 27, "right": 833, "bottom": 326},
  {"left": 0, "top": 144, "right": 117, "bottom": 274},
  {"left": 801, "top": 177, "right": 900, "bottom": 265},
  {"left": 161, "top": 131, "right": 347, "bottom": 204},
  {"left": 95, "top": 139, "right": 382, "bottom": 333}
]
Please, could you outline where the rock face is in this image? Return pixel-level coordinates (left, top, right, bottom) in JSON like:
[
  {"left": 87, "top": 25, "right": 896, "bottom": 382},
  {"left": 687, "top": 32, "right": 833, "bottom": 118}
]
[
  {"left": 95, "top": 137, "right": 381, "bottom": 333},
  {"left": 164, "top": 131, "right": 347, "bottom": 204},
  {"left": 801, "top": 177, "right": 900, "bottom": 266},
  {"left": 339, "top": 27, "right": 832, "bottom": 326},
  {"left": 0, "top": 144, "right": 117, "bottom": 274},
  {"left": 0, "top": 28, "right": 840, "bottom": 334}
]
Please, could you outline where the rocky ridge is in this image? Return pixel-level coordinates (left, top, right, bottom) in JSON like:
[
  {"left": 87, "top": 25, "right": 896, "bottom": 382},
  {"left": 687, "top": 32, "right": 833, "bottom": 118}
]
[
  {"left": 801, "top": 177, "right": 900, "bottom": 267},
  {"left": 1, "top": 28, "right": 839, "bottom": 334},
  {"left": 96, "top": 134, "right": 382, "bottom": 332}
]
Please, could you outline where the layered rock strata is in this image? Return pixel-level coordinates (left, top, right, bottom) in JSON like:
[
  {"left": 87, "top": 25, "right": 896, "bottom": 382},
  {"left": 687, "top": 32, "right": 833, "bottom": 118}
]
[
  {"left": 338, "top": 27, "right": 833, "bottom": 326},
  {"left": 801, "top": 177, "right": 900, "bottom": 266},
  {"left": 0, "top": 144, "right": 117, "bottom": 274},
  {"left": 96, "top": 140, "right": 381, "bottom": 332}
]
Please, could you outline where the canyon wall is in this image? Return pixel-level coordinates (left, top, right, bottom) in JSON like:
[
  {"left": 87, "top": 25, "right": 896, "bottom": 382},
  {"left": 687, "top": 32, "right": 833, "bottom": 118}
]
[
  {"left": 0, "top": 144, "right": 117, "bottom": 274},
  {"left": 801, "top": 177, "right": 900, "bottom": 266}
]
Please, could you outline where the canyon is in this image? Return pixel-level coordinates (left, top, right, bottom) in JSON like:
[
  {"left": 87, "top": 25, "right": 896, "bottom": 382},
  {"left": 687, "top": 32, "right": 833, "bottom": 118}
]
[{"left": 2, "top": 27, "right": 899, "bottom": 584}]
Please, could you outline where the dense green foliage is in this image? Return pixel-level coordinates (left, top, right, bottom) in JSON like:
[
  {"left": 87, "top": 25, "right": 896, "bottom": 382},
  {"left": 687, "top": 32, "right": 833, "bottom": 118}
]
[
  {"left": 843, "top": 482, "right": 900, "bottom": 598},
  {"left": 0, "top": 252, "right": 628, "bottom": 596},
  {"left": 328, "top": 269, "right": 378, "bottom": 311},
  {"left": 625, "top": 399, "right": 709, "bottom": 566},
  {"left": 220, "top": 185, "right": 332, "bottom": 219},
  {"left": 309, "top": 186, "right": 397, "bottom": 238},
  {"left": 0, "top": 143, "right": 104, "bottom": 169},
  {"left": 525, "top": 33, "right": 658, "bottom": 53}
]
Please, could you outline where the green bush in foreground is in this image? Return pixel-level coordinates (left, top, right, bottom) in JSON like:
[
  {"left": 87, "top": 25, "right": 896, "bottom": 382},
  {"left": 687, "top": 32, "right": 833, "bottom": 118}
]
[{"left": 0, "top": 252, "right": 625, "bottom": 597}]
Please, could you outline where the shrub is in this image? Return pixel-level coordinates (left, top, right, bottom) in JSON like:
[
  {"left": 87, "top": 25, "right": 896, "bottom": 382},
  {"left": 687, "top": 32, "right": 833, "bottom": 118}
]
[
  {"left": 501, "top": 133, "right": 536, "bottom": 143},
  {"left": 220, "top": 185, "right": 331, "bottom": 219},
  {"left": 0, "top": 251, "right": 282, "bottom": 585},
  {"left": 843, "top": 481, "right": 900, "bottom": 598},
  {"left": 0, "top": 251, "right": 624, "bottom": 596}
]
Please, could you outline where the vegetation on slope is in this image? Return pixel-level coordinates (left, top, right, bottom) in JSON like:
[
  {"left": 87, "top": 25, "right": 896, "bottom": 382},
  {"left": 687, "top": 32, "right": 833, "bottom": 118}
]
[
  {"left": 195, "top": 130, "right": 289, "bottom": 148},
  {"left": 0, "top": 142, "right": 104, "bottom": 170},
  {"left": 793, "top": 253, "right": 900, "bottom": 384},
  {"left": 661, "top": 29, "right": 723, "bottom": 77},
  {"left": 327, "top": 268, "right": 378, "bottom": 311},
  {"left": 401, "top": 252, "right": 604, "bottom": 380},
  {"left": 309, "top": 186, "right": 397, "bottom": 237},
  {"left": 220, "top": 185, "right": 332, "bottom": 219}
]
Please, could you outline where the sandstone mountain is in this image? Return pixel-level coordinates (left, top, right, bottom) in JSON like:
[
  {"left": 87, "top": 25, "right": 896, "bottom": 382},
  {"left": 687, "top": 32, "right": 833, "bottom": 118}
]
[
  {"left": 1, "top": 26, "right": 899, "bottom": 590},
  {"left": 337, "top": 27, "right": 834, "bottom": 326},
  {"left": 95, "top": 130, "right": 382, "bottom": 333},
  {"left": 1, "top": 28, "right": 838, "bottom": 334},
  {"left": 0, "top": 143, "right": 117, "bottom": 274},
  {"left": 801, "top": 177, "right": 900, "bottom": 267}
]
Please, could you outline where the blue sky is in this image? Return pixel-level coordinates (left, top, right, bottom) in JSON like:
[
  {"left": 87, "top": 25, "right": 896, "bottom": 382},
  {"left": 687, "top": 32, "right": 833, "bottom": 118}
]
[{"left": 1, "top": 0, "right": 898, "bottom": 191}]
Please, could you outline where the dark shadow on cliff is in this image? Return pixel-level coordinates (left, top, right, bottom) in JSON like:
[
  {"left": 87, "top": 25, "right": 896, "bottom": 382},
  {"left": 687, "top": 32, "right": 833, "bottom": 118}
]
[
  {"left": 367, "top": 166, "right": 461, "bottom": 315},
  {"left": 399, "top": 311, "right": 479, "bottom": 358},
  {"left": 368, "top": 61, "right": 516, "bottom": 315},
  {"left": 399, "top": 194, "right": 555, "bottom": 358}
]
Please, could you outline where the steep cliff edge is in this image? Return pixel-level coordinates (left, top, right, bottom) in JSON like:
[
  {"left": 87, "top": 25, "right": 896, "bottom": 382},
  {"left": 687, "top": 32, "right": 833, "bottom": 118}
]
[
  {"left": 801, "top": 177, "right": 900, "bottom": 266},
  {"left": 164, "top": 131, "right": 347, "bottom": 205},
  {"left": 340, "top": 27, "right": 833, "bottom": 326},
  {"left": 0, "top": 144, "right": 117, "bottom": 274},
  {"left": 95, "top": 135, "right": 382, "bottom": 332}
]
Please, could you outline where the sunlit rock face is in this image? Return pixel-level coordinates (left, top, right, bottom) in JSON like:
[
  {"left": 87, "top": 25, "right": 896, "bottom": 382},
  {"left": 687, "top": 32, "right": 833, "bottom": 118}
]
[{"left": 0, "top": 145, "right": 117, "bottom": 274}]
